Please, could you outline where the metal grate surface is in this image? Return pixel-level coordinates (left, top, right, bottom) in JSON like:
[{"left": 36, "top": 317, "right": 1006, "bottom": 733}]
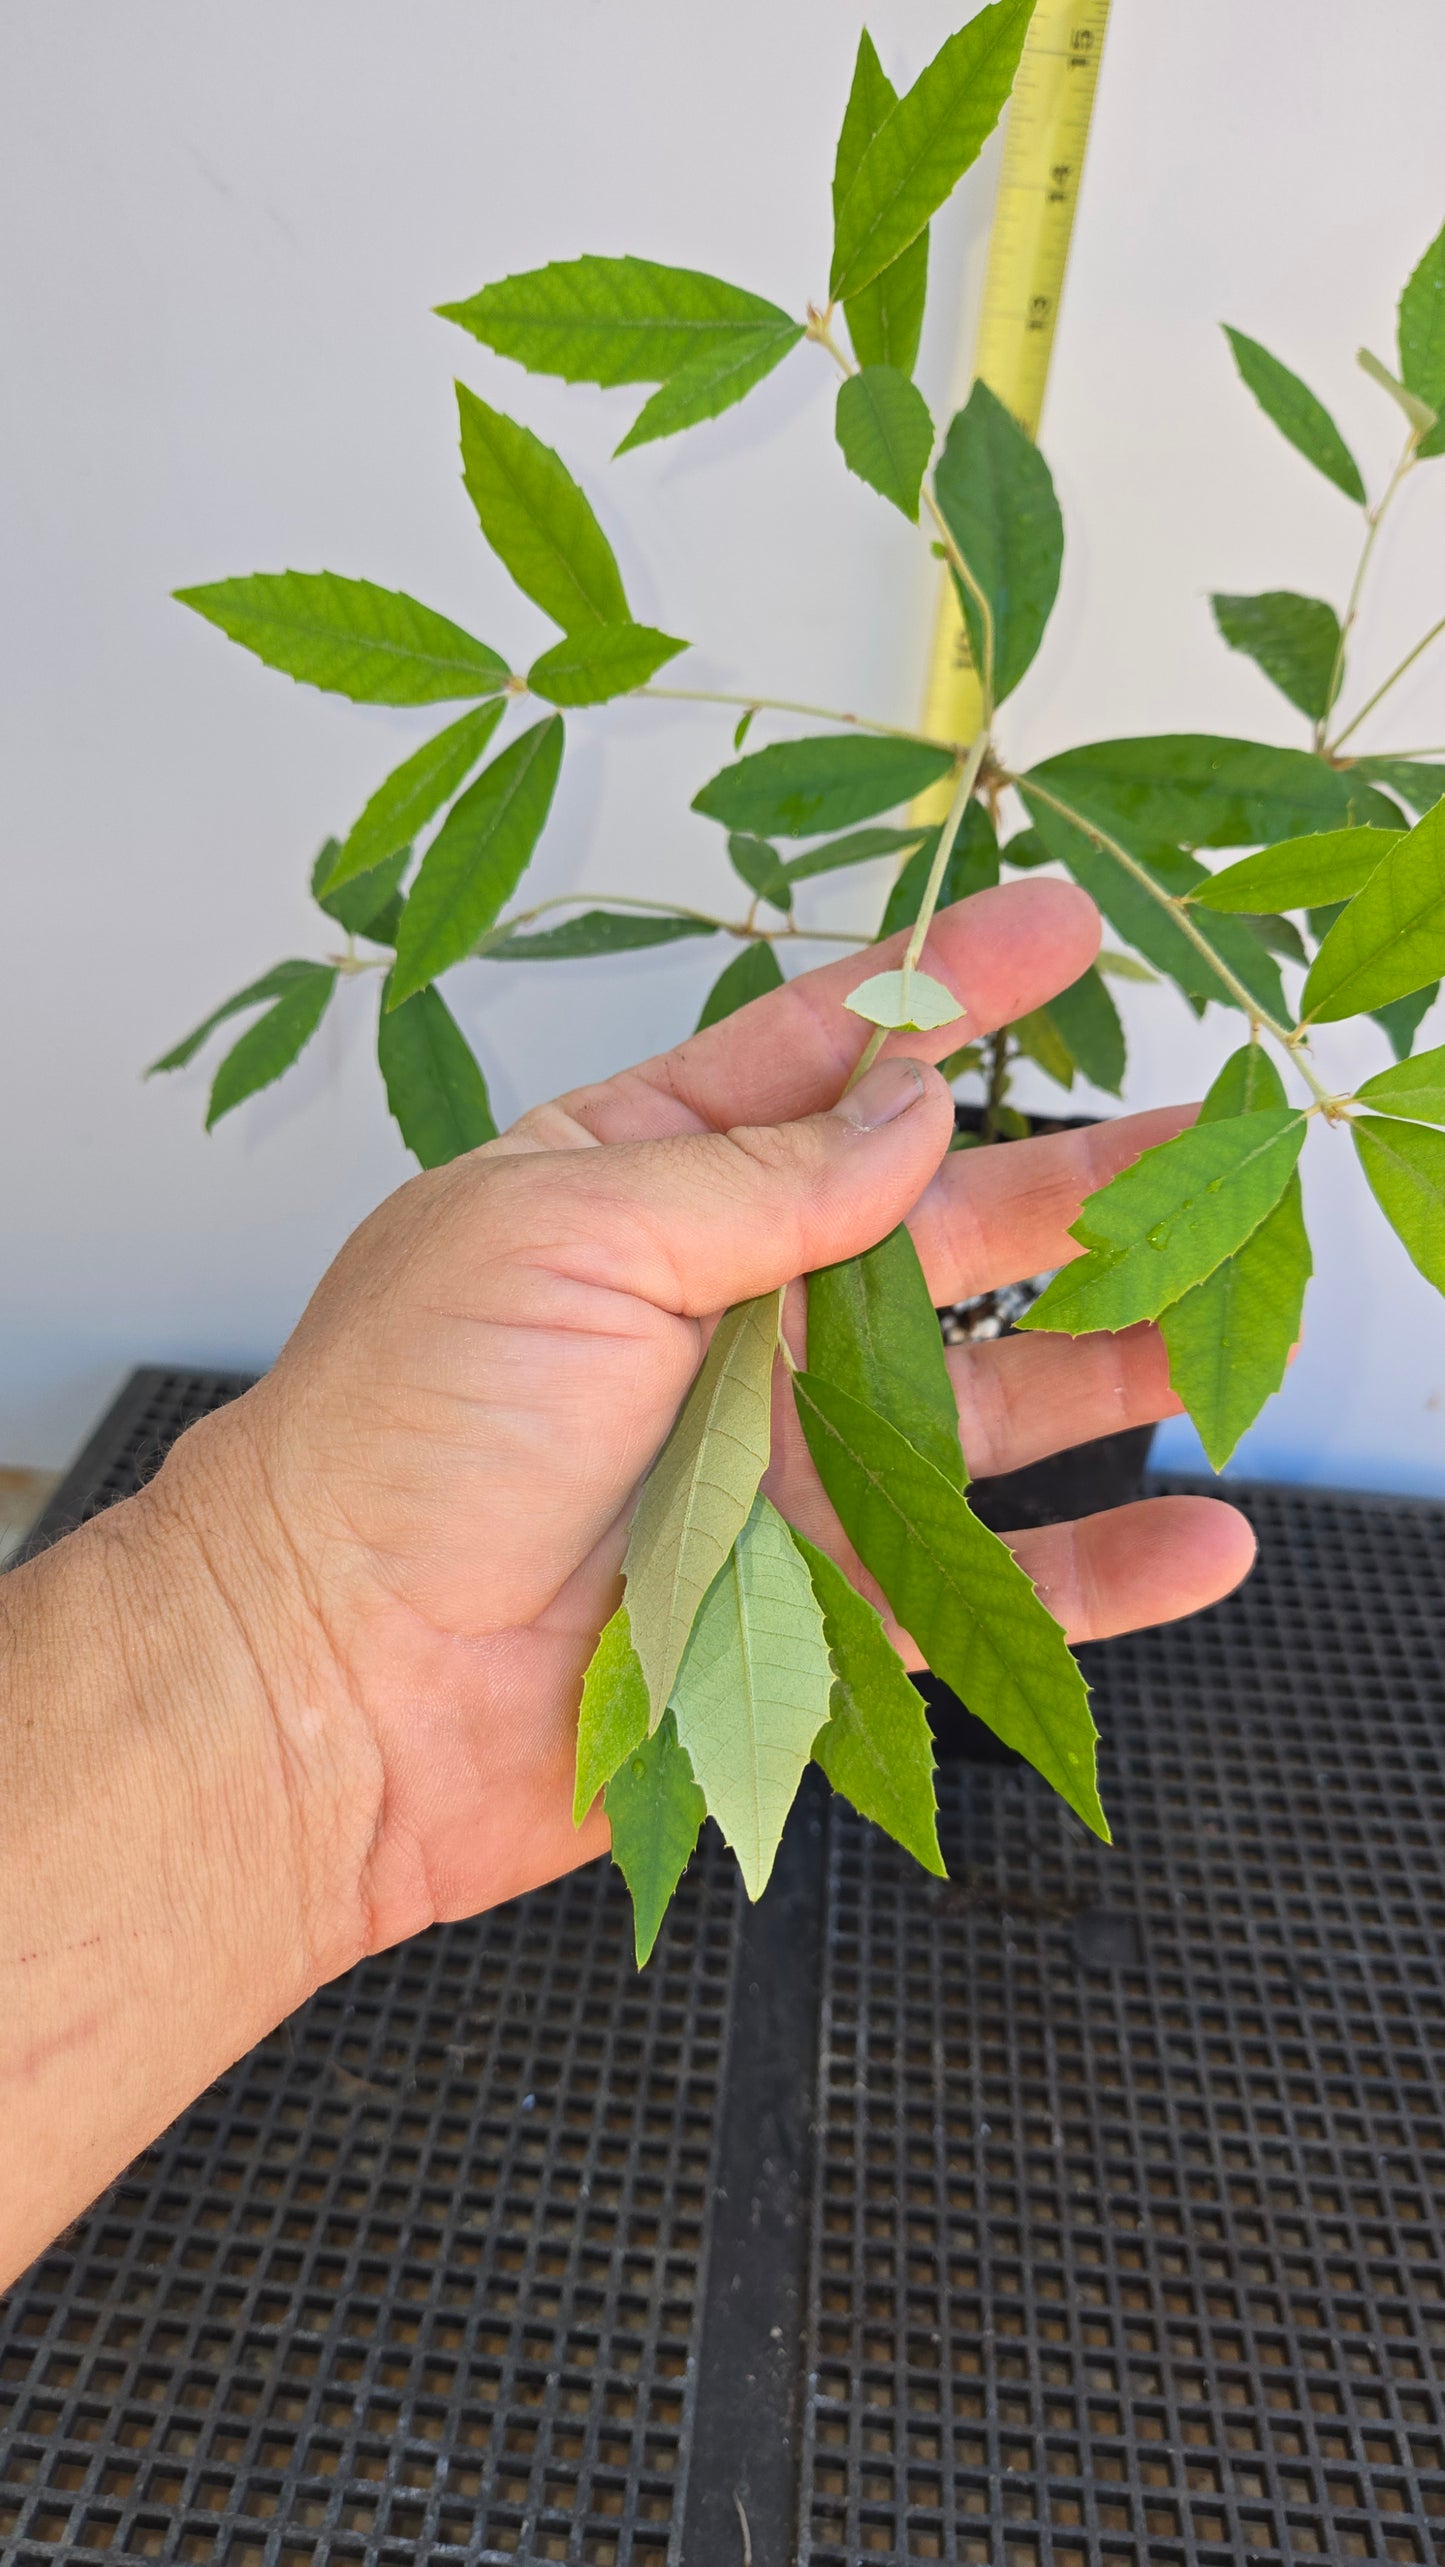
[
  {"left": 5, "top": 1372, "right": 1445, "bottom": 2565},
  {"left": 801, "top": 1485, "right": 1445, "bottom": 2566}
]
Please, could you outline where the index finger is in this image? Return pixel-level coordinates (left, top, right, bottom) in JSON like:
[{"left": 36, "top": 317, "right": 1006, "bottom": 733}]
[{"left": 512, "top": 878, "right": 1098, "bottom": 1148}]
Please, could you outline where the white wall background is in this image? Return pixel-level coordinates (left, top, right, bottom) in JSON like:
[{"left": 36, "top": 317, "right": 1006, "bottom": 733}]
[{"left": 2, "top": 0, "right": 1444, "bottom": 1490}]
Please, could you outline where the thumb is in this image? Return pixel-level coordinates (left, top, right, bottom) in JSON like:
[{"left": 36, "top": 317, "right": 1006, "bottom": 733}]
[{"left": 546, "top": 1053, "right": 957, "bottom": 1317}]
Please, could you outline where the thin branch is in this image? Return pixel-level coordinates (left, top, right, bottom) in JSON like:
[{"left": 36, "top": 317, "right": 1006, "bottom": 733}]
[
  {"left": 901, "top": 731, "right": 990, "bottom": 999},
  {"left": 1319, "top": 431, "right": 1418, "bottom": 742},
  {"left": 470, "top": 891, "right": 873, "bottom": 959},
  {"left": 920, "top": 486, "right": 996, "bottom": 728},
  {"left": 1330, "top": 610, "right": 1445, "bottom": 751},
  {"left": 637, "top": 683, "right": 954, "bottom": 750}
]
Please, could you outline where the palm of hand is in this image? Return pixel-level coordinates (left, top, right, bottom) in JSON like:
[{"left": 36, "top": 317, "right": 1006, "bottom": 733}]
[{"left": 222, "top": 884, "right": 1253, "bottom": 1963}]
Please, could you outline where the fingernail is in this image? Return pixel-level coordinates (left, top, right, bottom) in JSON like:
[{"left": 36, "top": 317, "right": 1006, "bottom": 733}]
[{"left": 832, "top": 1056, "right": 927, "bottom": 1132}]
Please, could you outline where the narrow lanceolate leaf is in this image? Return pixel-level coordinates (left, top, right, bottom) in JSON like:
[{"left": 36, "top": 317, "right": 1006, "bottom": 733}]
[
  {"left": 784, "top": 823, "right": 928, "bottom": 885},
  {"left": 792, "top": 1371, "right": 1106, "bottom": 1839},
  {"left": 1223, "top": 326, "right": 1366, "bottom": 503},
  {"left": 829, "top": 0, "right": 1034, "bottom": 302},
  {"left": 1042, "top": 967, "right": 1125, "bottom": 1096},
  {"left": 933, "top": 379, "right": 1064, "bottom": 704},
  {"left": 794, "top": 1530, "right": 944, "bottom": 1876},
  {"left": 604, "top": 1711, "right": 706, "bottom": 1968},
  {"left": 1359, "top": 345, "right": 1438, "bottom": 437},
  {"left": 807, "top": 1224, "right": 965, "bottom": 1488},
  {"left": 1301, "top": 800, "right": 1445, "bottom": 1024},
  {"left": 622, "top": 1292, "right": 780, "bottom": 1727},
  {"left": 728, "top": 834, "right": 793, "bottom": 913},
  {"left": 1025, "top": 734, "right": 1399, "bottom": 850},
  {"left": 670, "top": 1494, "right": 834, "bottom": 1901},
  {"left": 1357, "top": 1040, "right": 1445, "bottom": 1126},
  {"left": 1374, "top": 986, "right": 1439, "bottom": 1060},
  {"left": 573, "top": 1603, "right": 650, "bottom": 1825},
  {"left": 692, "top": 733, "right": 953, "bottom": 837},
  {"left": 1161, "top": 1178, "right": 1310, "bottom": 1469},
  {"left": 457, "top": 385, "right": 629, "bottom": 631},
  {"left": 880, "top": 802, "right": 998, "bottom": 935},
  {"left": 376, "top": 976, "right": 496, "bottom": 1167},
  {"left": 843, "top": 967, "right": 961, "bottom": 1031},
  {"left": 615, "top": 327, "right": 804, "bottom": 453},
  {"left": 526, "top": 621, "right": 686, "bottom": 707},
  {"left": 1354, "top": 1115, "right": 1445, "bottom": 1296},
  {"left": 323, "top": 701, "right": 506, "bottom": 893},
  {"left": 174, "top": 571, "right": 511, "bottom": 704},
  {"left": 391, "top": 715, "right": 563, "bottom": 1005},
  {"left": 834, "top": 31, "right": 929, "bottom": 377},
  {"left": 836, "top": 367, "right": 934, "bottom": 519},
  {"left": 312, "top": 840, "right": 409, "bottom": 942},
  {"left": 1399, "top": 218, "right": 1445, "bottom": 459},
  {"left": 206, "top": 966, "right": 337, "bottom": 1129},
  {"left": 1157, "top": 1044, "right": 1309, "bottom": 1469},
  {"left": 1211, "top": 591, "right": 1343, "bottom": 723},
  {"left": 1191, "top": 826, "right": 1400, "bottom": 915},
  {"left": 439, "top": 254, "right": 799, "bottom": 385},
  {"left": 484, "top": 909, "right": 715, "bottom": 961},
  {"left": 1351, "top": 757, "right": 1445, "bottom": 820},
  {"left": 695, "top": 940, "right": 784, "bottom": 1029},
  {"left": 147, "top": 960, "right": 325, "bottom": 1075},
  {"left": 1020, "top": 1109, "right": 1308, "bottom": 1336}
]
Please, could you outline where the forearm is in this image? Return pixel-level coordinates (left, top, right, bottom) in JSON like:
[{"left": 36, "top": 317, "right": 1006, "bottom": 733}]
[{"left": 0, "top": 1412, "right": 364, "bottom": 2288}]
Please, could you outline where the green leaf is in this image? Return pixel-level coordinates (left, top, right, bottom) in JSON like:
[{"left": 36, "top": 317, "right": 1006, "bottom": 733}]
[
  {"left": 1351, "top": 757, "right": 1445, "bottom": 818},
  {"left": 833, "top": 28, "right": 930, "bottom": 378},
  {"left": 694, "top": 940, "right": 784, "bottom": 1029},
  {"left": 806, "top": 1224, "right": 964, "bottom": 1489},
  {"left": 615, "top": 326, "right": 805, "bottom": 453},
  {"left": 175, "top": 571, "right": 511, "bottom": 706},
  {"left": 1096, "top": 947, "right": 1158, "bottom": 984},
  {"left": 1358, "top": 344, "right": 1439, "bottom": 437},
  {"left": 1019, "top": 790, "right": 1287, "bottom": 1019},
  {"left": 829, "top": 0, "right": 1034, "bottom": 302},
  {"left": 573, "top": 1602, "right": 650, "bottom": 1825},
  {"left": 205, "top": 965, "right": 337, "bottom": 1129},
  {"left": 1160, "top": 1174, "right": 1310, "bottom": 1469},
  {"left": 1399, "top": 218, "right": 1445, "bottom": 456},
  {"left": 784, "top": 824, "right": 928, "bottom": 885},
  {"left": 439, "top": 252, "right": 799, "bottom": 383},
  {"left": 1041, "top": 966, "right": 1125, "bottom": 1096},
  {"left": 323, "top": 702, "right": 506, "bottom": 894},
  {"left": 933, "top": 380, "right": 1064, "bottom": 704},
  {"left": 1301, "top": 800, "right": 1445, "bottom": 1024},
  {"left": 622, "top": 1291, "right": 780, "bottom": 1727},
  {"left": 1026, "top": 734, "right": 1399, "bottom": 850},
  {"left": 375, "top": 974, "right": 496, "bottom": 1167},
  {"left": 1010, "top": 1005, "right": 1076, "bottom": 1090},
  {"left": 879, "top": 801, "right": 998, "bottom": 935},
  {"left": 1196, "top": 1038, "right": 1288, "bottom": 1121},
  {"left": 484, "top": 909, "right": 716, "bottom": 961},
  {"left": 1020, "top": 1108, "right": 1308, "bottom": 1336},
  {"left": 457, "top": 385, "right": 629, "bottom": 632},
  {"left": 1001, "top": 826, "right": 1050, "bottom": 868},
  {"left": 311, "top": 839, "right": 410, "bottom": 941},
  {"left": 147, "top": 959, "right": 327, "bottom": 1075},
  {"left": 391, "top": 715, "right": 564, "bottom": 1005},
  {"left": 1211, "top": 590, "right": 1343, "bottom": 723},
  {"left": 1373, "top": 985, "right": 1439, "bottom": 1060},
  {"left": 670, "top": 1492, "right": 833, "bottom": 1901},
  {"left": 1354, "top": 1114, "right": 1445, "bottom": 1295},
  {"left": 1357, "top": 1039, "right": 1445, "bottom": 1123},
  {"left": 527, "top": 621, "right": 686, "bottom": 706},
  {"left": 836, "top": 367, "right": 934, "bottom": 519},
  {"left": 727, "top": 834, "right": 793, "bottom": 913},
  {"left": 791, "top": 1369, "right": 1106, "bottom": 1838},
  {"left": 603, "top": 1710, "right": 706, "bottom": 1968},
  {"left": 843, "top": 967, "right": 961, "bottom": 1031},
  {"left": 1223, "top": 325, "right": 1366, "bottom": 504},
  {"left": 1191, "top": 825, "right": 1400, "bottom": 915},
  {"left": 794, "top": 1530, "right": 944, "bottom": 1875},
  {"left": 692, "top": 733, "right": 953, "bottom": 837},
  {"left": 733, "top": 709, "right": 756, "bottom": 750}
]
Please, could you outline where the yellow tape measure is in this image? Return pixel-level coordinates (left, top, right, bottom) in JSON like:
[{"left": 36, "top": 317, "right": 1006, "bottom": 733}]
[{"left": 917, "top": 0, "right": 1112, "bottom": 796}]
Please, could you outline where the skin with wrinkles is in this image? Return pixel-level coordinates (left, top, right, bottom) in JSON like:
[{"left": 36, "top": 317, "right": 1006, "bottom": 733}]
[{"left": 0, "top": 879, "right": 1254, "bottom": 2287}]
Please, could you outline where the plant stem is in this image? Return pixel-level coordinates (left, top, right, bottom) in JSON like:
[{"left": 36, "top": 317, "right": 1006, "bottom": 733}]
[
  {"left": 1319, "top": 432, "right": 1418, "bottom": 742},
  {"left": 920, "top": 487, "right": 996, "bottom": 728},
  {"left": 469, "top": 891, "right": 873, "bottom": 958},
  {"left": 900, "top": 730, "right": 990, "bottom": 1005},
  {"left": 1329, "top": 610, "right": 1445, "bottom": 752},
  {"left": 1013, "top": 774, "right": 1339, "bottom": 1108},
  {"left": 637, "top": 683, "right": 953, "bottom": 749},
  {"left": 981, "top": 1028, "right": 1013, "bottom": 1143}
]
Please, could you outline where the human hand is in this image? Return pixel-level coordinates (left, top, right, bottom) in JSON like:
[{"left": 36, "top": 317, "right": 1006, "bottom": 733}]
[{"left": 171, "top": 876, "right": 1253, "bottom": 1977}]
